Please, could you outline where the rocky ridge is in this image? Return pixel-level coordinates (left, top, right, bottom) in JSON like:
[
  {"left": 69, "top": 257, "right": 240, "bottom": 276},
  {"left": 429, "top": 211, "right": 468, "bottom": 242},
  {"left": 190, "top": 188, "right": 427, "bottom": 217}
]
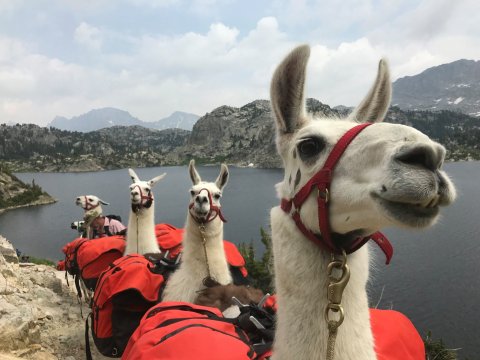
[
  {"left": 0, "top": 235, "right": 107, "bottom": 360},
  {"left": 1, "top": 98, "right": 479, "bottom": 172}
]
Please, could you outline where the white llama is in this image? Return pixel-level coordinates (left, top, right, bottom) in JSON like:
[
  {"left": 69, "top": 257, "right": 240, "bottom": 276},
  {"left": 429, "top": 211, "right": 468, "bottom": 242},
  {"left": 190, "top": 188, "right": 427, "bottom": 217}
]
[
  {"left": 162, "top": 160, "right": 232, "bottom": 303},
  {"left": 269, "top": 45, "right": 456, "bottom": 359},
  {"left": 75, "top": 195, "right": 109, "bottom": 238},
  {"left": 124, "top": 168, "right": 166, "bottom": 255}
]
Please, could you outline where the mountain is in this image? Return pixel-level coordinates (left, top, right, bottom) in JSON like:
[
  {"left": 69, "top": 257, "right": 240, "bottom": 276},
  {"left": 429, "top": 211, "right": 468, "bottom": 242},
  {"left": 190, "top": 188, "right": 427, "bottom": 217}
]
[
  {"left": 2, "top": 99, "right": 479, "bottom": 172},
  {"left": 177, "top": 98, "right": 339, "bottom": 168},
  {"left": 392, "top": 59, "right": 480, "bottom": 117},
  {"left": 49, "top": 108, "right": 199, "bottom": 132},
  {"left": 150, "top": 111, "right": 199, "bottom": 131},
  {"left": 49, "top": 108, "right": 145, "bottom": 132}
]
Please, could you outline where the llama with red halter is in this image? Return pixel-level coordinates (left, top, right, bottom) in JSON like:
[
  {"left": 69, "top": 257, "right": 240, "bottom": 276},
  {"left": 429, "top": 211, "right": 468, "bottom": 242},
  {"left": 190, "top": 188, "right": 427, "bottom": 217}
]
[
  {"left": 75, "top": 195, "right": 109, "bottom": 238},
  {"left": 162, "top": 160, "right": 233, "bottom": 303},
  {"left": 268, "top": 45, "right": 456, "bottom": 359},
  {"left": 125, "top": 168, "right": 166, "bottom": 255}
]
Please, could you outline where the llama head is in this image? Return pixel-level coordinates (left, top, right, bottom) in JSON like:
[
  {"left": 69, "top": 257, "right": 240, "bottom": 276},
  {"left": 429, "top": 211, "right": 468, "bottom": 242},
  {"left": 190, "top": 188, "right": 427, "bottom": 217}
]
[
  {"left": 188, "top": 159, "right": 229, "bottom": 224},
  {"left": 271, "top": 45, "right": 456, "bottom": 238},
  {"left": 75, "top": 195, "right": 109, "bottom": 211},
  {"left": 128, "top": 168, "right": 166, "bottom": 213}
]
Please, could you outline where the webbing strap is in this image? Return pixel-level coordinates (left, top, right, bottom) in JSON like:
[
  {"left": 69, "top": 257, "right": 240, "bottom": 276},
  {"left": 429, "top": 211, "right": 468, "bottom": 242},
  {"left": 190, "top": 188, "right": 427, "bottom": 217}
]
[{"left": 189, "top": 188, "right": 227, "bottom": 224}]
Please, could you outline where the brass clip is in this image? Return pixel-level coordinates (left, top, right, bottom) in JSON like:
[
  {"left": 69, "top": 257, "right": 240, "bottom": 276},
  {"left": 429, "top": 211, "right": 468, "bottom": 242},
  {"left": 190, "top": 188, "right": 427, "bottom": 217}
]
[{"left": 326, "top": 252, "right": 350, "bottom": 306}]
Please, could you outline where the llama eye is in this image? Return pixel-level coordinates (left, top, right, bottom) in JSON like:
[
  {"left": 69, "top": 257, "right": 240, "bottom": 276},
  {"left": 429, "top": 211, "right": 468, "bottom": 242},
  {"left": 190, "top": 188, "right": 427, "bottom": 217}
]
[
  {"left": 298, "top": 137, "right": 324, "bottom": 159},
  {"left": 213, "top": 194, "right": 221, "bottom": 200},
  {"left": 88, "top": 199, "right": 93, "bottom": 202},
  {"left": 190, "top": 190, "right": 195, "bottom": 196}
]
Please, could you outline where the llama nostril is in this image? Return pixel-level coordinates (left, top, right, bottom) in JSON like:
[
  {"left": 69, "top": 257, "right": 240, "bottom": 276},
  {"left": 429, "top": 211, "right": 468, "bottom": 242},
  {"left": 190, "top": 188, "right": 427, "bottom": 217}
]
[
  {"left": 196, "top": 196, "right": 208, "bottom": 204},
  {"left": 395, "top": 145, "right": 442, "bottom": 171}
]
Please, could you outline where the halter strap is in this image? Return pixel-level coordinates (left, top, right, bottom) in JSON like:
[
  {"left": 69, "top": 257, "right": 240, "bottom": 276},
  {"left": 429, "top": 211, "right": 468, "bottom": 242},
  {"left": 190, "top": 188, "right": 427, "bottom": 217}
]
[
  {"left": 281, "top": 123, "right": 393, "bottom": 264},
  {"left": 82, "top": 195, "right": 100, "bottom": 211},
  {"left": 189, "top": 188, "right": 227, "bottom": 224},
  {"left": 134, "top": 184, "right": 153, "bottom": 203},
  {"left": 131, "top": 184, "right": 154, "bottom": 213}
]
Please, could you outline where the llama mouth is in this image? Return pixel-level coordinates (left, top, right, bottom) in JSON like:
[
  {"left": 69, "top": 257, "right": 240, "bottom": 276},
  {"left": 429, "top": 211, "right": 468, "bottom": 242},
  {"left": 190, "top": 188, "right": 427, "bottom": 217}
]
[{"left": 373, "top": 194, "right": 440, "bottom": 227}]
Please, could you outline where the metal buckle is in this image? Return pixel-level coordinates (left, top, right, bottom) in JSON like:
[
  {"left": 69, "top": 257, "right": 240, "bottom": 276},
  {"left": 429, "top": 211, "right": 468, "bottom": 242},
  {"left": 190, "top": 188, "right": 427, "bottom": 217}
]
[{"left": 318, "top": 187, "right": 329, "bottom": 203}]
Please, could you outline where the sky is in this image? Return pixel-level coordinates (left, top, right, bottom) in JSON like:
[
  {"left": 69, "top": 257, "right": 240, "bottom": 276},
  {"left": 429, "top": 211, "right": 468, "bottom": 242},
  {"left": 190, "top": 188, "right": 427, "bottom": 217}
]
[{"left": 0, "top": 0, "right": 479, "bottom": 126}]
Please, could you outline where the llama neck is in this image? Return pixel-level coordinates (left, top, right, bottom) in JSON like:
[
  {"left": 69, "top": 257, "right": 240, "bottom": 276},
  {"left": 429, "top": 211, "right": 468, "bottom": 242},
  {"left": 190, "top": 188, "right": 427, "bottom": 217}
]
[
  {"left": 162, "top": 213, "right": 232, "bottom": 303},
  {"left": 125, "top": 205, "right": 159, "bottom": 255},
  {"left": 270, "top": 207, "right": 376, "bottom": 360}
]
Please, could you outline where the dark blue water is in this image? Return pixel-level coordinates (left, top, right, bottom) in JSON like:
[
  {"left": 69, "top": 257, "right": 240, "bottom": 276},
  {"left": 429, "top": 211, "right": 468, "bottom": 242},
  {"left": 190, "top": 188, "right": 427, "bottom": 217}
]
[{"left": 0, "top": 163, "right": 478, "bottom": 357}]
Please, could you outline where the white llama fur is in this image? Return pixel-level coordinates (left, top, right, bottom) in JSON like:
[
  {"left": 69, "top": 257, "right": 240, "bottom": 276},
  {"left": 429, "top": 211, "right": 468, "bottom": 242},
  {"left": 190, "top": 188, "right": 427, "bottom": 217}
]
[
  {"left": 75, "top": 195, "right": 109, "bottom": 238},
  {"left": 124, "top": 168, "right": 166, "bottom": 255},
  {"left": 162, "top": 160, "right": 232, "bottom": 303},
  {"left": 269, "top": 45, "right": 456, "bottom": 360}
]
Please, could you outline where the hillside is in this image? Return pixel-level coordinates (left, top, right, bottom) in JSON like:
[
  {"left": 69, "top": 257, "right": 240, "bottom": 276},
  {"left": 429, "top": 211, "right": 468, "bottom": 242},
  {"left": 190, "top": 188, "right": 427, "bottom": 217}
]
[
  {"left": 0, "top": 165, "right": 55, "bottom": 211},
  {"left": 0, "top": 124, "right": 190, "bottom": 172},
  {"left": 0, "top": 236, "right": 107, "bottom": 359},
  {"left": 1, "top": 100, "right": 479, "bottom": 172},
  {"left": 392, "top": 59, "right": 480, "bottom": 117}
]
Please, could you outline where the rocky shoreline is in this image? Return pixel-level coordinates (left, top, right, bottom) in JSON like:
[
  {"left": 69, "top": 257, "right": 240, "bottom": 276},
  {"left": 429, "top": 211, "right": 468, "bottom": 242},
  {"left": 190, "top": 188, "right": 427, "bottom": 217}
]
[
  {"left": 0, "top": 195, "right": 57, "bottom": 215},
  {"left": 0, "top": 235, "right": 108, "bottom": 360}
]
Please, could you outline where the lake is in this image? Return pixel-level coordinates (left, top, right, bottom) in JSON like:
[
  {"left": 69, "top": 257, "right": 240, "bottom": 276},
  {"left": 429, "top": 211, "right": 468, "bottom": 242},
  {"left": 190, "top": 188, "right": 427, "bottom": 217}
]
[{"left": 0, "top": 162, "right": 478, "bottom": 357}]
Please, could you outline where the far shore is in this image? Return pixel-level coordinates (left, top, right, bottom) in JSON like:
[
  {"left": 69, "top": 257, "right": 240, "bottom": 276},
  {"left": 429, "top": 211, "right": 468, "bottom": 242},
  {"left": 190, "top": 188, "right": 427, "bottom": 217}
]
[{"left": 7, "top": 158, "right": 478, "bottom": 174}]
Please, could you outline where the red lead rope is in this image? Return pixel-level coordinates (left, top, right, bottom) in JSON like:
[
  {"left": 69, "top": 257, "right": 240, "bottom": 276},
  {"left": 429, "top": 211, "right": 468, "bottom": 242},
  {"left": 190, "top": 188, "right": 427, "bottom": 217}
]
[{"left": 280, "top": 123, "right": 393, "bottom": 264}]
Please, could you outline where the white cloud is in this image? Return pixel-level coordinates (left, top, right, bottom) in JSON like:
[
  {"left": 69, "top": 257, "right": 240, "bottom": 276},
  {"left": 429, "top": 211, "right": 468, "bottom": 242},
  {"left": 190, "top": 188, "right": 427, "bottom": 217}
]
[
  {"left": 1, "top": 0, "right": 480, "bottom": 126},
  {"left": 74, "top": 22, "right": 103, "bottom": 50},
  {"left": 125, "top": 0, "right": 179, "bottom": 7}
]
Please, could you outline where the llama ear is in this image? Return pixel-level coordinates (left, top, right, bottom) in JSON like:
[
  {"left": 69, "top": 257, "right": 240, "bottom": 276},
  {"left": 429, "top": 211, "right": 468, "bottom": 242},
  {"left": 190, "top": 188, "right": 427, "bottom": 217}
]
[
  {"left": 189, "top": 159, "right": 201, "bottom": 185},
  {"left": 128, "top": 168, "right": 140, "bottom": 183},
  {"left": 98, "top": 198, "right": 109, "bottom": 205},
  {"left": 270, "top": 45, "right": 310, "bottom": 135},
  {"left": 148, "top": 173, "right": 166, "bottom": 187},
  {"left": 349, "top": 58, "right": 391, "bottom": 123},
  {"left": 215, "top": 164, "right": 229, "bottom": 190}
]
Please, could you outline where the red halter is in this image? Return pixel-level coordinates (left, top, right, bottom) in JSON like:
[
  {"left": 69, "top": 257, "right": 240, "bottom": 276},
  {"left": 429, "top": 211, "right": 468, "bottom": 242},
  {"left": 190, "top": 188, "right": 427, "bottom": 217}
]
[
  {"left": 83, "top": 195, "right": 100, "bottom": 211},
  {"left": 280, "top": 123, "right": 393, "bottom": 264},
  {"left": 131, "top": 184, "right": 153, "bottom": 211},
  {"left": 189, "top": 188, "right": 227, "bottom": 224}
]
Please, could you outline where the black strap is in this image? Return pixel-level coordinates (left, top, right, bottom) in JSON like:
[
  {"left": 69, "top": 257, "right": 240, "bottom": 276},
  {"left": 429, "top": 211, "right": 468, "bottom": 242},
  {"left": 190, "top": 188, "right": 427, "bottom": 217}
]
[
  {"left": 85, "top": 312, "right": 93, "bottom": 360},
  {"left": 74, "top": 275, "right": 82, "bottom": 299},
  {"left": 103, "top": 225, "right": 113, "bottom": 236}
]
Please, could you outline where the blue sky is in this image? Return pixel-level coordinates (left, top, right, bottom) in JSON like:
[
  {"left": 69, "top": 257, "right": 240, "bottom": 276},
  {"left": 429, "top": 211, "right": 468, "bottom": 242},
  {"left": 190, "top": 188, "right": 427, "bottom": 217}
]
[{"left": 0, "top": 0, "right": 478, "bottom": 125}]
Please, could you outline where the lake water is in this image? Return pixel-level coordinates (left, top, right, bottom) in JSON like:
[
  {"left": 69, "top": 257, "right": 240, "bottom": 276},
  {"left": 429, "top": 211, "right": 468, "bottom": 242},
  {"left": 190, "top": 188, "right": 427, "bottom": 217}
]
[{"left": 0, "top": 163, "right": 478, "bottom": 357}]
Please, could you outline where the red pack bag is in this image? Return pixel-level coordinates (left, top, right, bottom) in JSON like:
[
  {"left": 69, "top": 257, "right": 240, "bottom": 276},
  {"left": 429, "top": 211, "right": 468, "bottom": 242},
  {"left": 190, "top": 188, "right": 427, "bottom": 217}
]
[
  {"left": 87, "top": 254, "right": 168, "bottom": 359},
  {"left": 76, "top": 235, "right": 126, "bottom": 290},
  {"left": 155, "top": 223, "right": 184, "bottom": 259},
  {"left": 224, "top": 240, "right": 249, "bottom": 283},
  {"left": 63, "top": 237, "right": 88, "bottom": 276},
  {"left": 122, "top": 302, "right": 259, "bottom": 360}
]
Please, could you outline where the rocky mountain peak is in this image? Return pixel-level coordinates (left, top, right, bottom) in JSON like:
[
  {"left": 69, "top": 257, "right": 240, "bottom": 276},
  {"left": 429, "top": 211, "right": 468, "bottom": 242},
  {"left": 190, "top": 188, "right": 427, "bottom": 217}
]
[{"left": 392, "top": 59, "right": 480, "bottom": 117}]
